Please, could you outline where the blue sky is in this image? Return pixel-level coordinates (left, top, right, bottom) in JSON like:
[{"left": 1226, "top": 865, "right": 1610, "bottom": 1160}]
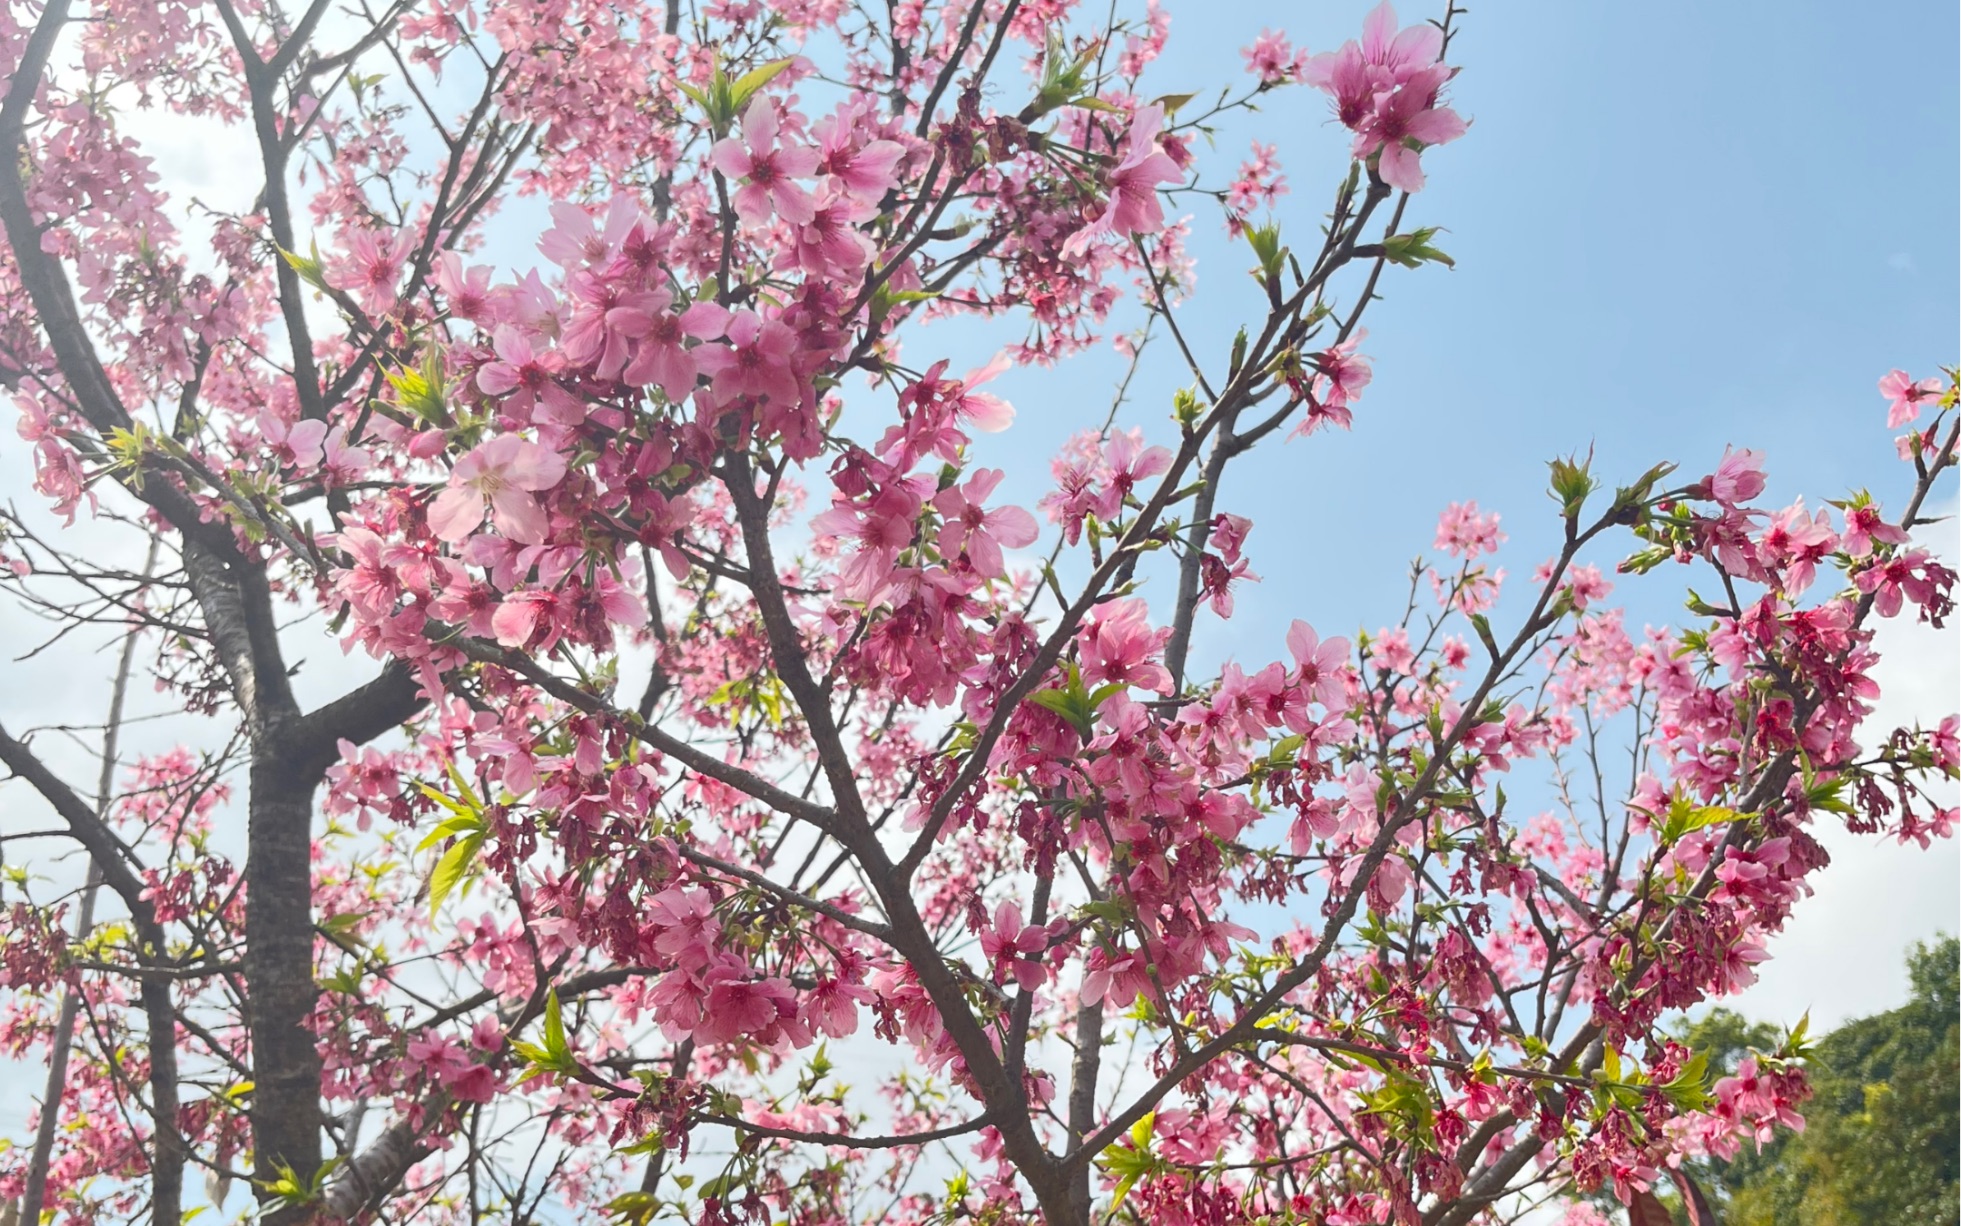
[
  {"left": 5, "top": 0, "right": 1952, "bottom": 1056},
  {"left": 0, "top": 0, "right": 1951, "bottom": 1187},
  {"left": 972, "top": 0, "right": 1958, "bottom": 629},
  {"left": 161, "top": 0, "right": 1961, "bottom": 1022},
  {"left": 950, "top": 0, "right": 1959, "bottom": 1025}
]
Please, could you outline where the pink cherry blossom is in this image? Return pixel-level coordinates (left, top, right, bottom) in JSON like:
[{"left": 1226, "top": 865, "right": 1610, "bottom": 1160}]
[
  {"left": 1352, "top": 63, "right": 1466, "bottom": 192},
  {"left": 621, "top": 297, "right": 730, "bottom": 399},
  {"left": 1840, "top": 501, "right": 1908, "bottom": 559},
  {"left": 693, "top": 309, "right": 802, "bottom": 407},
  {"left": 812, "top": 477, "right": 930, "bottom": 602},
  {"left": 1287, "top": 620, "right": 1351, "bottom": 708},
  {"left": 1090, "top": 428, "right": 1173, "bottom": 518},
  {"left": 978, "top": 900, "right": 1048, "bottom": 991},
  {"left": 1435, "top": 500, "right": 1505, "bottom": 559},
  {"left": 537, "top": 193, "right": 645, "bottom": 268},
  {"left": 434, "top": 251, "right": 495, "bottom": 321},
  {"left": 1317, "top": 334, "right": 1373, "bottom": 408},
  {"left": 6, "top": 4, "right": 1953, "bottom": 1223},
  {"left": 1079, "top": 599, "right": 1174, "bottom": 694},
  {"left": 336, "top": 227, "right": 408, "bottom": 307},
  {"left": 1243, "top": 30, "right": 1307, "bottom": 86},
  {"left": 476, "top": 326, "right": 583, "bottom": 425},
  {"left": 711, "top": 97, "right": 820, "bottom": 226},
  {"left": 811, "top": 100, "right": 905, "bottom": 201},
  {"left": 1701, "top": 446, "right": 1767, "bottom": 505},
  {"left": 1879, "top": 368, "right": 1943, "bottom": 428},
  {"left": 1756, "top": 500, "right": 1837, "bottom": 596},
  {"left": 952, "top": 354, "right": 1016, "bottom": 432},
  {"left": 321, "top": 424, "right": 373, "bottom": 487},
  {"left": 428, "top": 435, "right": 568, "bottom": 544},
  {"left": 1305, "top": 0, "right": 1444, "bottom": 125},
  {"left": 933, "top": 468, "right": 1039, "bottom": 578},
  {"left": 1063, "top": 104, "right": 1184, "bottom": 256},
  {"left": 260, "top": 412, "right": 326, "bottom": 469}
]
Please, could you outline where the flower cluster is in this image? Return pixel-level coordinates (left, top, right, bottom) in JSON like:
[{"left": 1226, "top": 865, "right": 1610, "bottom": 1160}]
[{"left": 0, "top": 2, "right": 1952, "bottom": 1225}]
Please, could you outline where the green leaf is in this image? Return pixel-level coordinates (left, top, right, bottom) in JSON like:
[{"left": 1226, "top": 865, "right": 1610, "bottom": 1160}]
[
  {"left": 385, "top": 358, "right": 446, "bottom": 421},
  {"left": 445, "top": 758, "right": 483, "bottom": 810},
  {"left": 1098, "top": 1112, "right": 1160, "bottom": 1213},
  {"left": 1355, "top": 1067, "right": 1436, "bottom": 1144},
  {"left": 277, "top": 241, "right": 330, "bottom": 292},
  {"left": 427, "top": 829, "right": 484, "bottom": 915},
  {"left": 1661, "top": 1049, "right": 1712, "bottom": 1112},
  {"left": 1802, "top": 773, "right": 1854, "bottom": 816},
  {"left": 1171, "top": 386, "right": 1203, "bottom": 428},
  {"left": 543, "top": 986, "right": 567, "bottom": 1057},
  {"left": 612, "top": 1131, "right": 667, "bottom": 1157},
  {"left": 1547, "top": 451, "right": 1597, "bottom": 518},
  {"left": 1087, "top": 681, "right": 1127, "bottom": 709},
  {"left": 512, "top": 988, "right": 580, "bottom": 1083},
  {"left": 603, "top": 1190, "right": 662, "bottom": 1225},
  {"left": 729, "top": 58, "right": 795, "bottom": 112},
  {"left": 1257, "top": 733, "right": 1307, "bottom": 776},
  {"left": 1025, "top": 664, "right": 1111, "bottom": 739},
  {"left": 1380, "top": 226, "right": 1455, "bottom": 269},
  {"left": 1684, "top": 588, "right": 1732, "bottom": 618},
  {"left": 318, "top": 912, "right": 366, "bottom": 938},
  {"left": 1027, "top": 688, "right": 1090, "bottom": 734},
  {"left": 1244, "top": 221, "right": 1289, "bottom": 280},
  {"left": 1658, "top": 796, "right": 1749, "bottom": 846}
]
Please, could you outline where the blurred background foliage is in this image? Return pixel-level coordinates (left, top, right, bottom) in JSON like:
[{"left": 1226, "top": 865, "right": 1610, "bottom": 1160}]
[{"left": 1668, "top": 934, "right": 1958, "bottom": 1226}]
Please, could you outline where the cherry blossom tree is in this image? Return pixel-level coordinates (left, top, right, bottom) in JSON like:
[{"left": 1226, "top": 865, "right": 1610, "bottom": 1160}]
[{"left": 0, "top": 1, "right": 1954, "bottom": 1225}]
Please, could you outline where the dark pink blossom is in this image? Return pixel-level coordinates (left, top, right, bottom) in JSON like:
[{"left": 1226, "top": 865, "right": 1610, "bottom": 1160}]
[{"left": 694, "top": 309, "right": 802, "bottom": 407}]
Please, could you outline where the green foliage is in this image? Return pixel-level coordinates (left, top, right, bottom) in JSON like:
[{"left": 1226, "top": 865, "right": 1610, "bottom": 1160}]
[
  {"left": 1244, "top": 221, "right": 1290, "bottom": 281},
  {"left": 1669, "top": 936, "right": 1959, "bottom": 1226},
  {"left": 1379, "top": 227, "right": 1455, "bottom": 270},
  {"left": 1026, "top": 662, "right": 1126, "bottom": 740},
  {"left": 1028, "top": 31, "right": 1113, "bottom": 119},
  {"left": 1097, "top": 1110, "right": 1162, "bottom": 1211},
  {"left": 417, "top": 760, "right": 489, "bottom": 915},
  {"left": 1656, "top": 796, "right": 1748, "bottom": 847},
  {"left": 1546, "top": 451, "right": 1597, "bottom": 518},
  {"left": 509, "top": 988, "right": 581, "bottom": 1084},
  {"left": 677, "top": 57, "right": 795, "bottom": 134}
]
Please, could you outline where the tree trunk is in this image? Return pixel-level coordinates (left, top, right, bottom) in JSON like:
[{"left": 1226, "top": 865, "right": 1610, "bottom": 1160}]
[{"left": 245, "top": 773, "right": 325, "bottom": 1224}]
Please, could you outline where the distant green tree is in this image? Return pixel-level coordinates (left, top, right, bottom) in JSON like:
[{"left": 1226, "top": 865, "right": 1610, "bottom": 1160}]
[{"left": 1679, "top": 935, "right": 1959, "bottom": 1226}]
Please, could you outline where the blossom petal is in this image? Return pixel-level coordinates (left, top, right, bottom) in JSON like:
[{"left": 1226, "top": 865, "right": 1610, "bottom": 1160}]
[
  {"left": 428, "top": 486, "right": 485, "bottom": 542},
  {"left": 489, "top": 489, "right": 550, "bottom": 544}
]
